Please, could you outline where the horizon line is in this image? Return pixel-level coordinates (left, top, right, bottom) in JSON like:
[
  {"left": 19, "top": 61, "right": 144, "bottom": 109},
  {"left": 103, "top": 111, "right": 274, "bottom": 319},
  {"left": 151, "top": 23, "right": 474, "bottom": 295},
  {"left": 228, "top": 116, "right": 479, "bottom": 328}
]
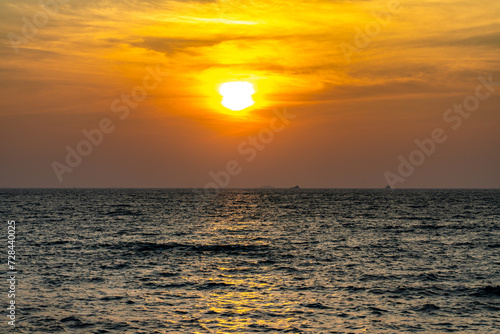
[{"left": 1, "top": 187, "right": 499, "bottom": 190}]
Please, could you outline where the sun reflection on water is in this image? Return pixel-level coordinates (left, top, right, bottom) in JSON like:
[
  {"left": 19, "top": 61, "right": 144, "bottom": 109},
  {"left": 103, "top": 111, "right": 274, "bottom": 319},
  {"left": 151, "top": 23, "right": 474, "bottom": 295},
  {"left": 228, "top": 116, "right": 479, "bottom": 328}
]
[{"left": 187, "top": 195, "right": 295, "bottom": 331}]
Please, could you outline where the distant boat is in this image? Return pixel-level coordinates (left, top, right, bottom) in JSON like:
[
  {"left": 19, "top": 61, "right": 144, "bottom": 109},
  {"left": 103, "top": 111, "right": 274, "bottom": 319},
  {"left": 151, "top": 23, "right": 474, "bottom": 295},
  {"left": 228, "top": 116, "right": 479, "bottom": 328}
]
[{"left": 290, "top": 185, "right": 300, "bottom": 189}]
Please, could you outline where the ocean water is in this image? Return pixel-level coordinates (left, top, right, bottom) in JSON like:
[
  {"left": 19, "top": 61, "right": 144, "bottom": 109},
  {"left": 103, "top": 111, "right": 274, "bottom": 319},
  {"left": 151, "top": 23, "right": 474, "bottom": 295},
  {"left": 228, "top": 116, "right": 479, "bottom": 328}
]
[{"left": 2, "top": 189, "right": 500, "bottom": 333}]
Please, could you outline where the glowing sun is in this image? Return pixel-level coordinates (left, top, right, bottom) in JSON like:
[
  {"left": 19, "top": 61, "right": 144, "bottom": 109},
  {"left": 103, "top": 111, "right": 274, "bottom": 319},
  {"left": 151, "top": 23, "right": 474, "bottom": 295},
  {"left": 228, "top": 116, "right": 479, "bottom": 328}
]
[{"left": 219, "top": 81, "right": 255, "bottom": 111}]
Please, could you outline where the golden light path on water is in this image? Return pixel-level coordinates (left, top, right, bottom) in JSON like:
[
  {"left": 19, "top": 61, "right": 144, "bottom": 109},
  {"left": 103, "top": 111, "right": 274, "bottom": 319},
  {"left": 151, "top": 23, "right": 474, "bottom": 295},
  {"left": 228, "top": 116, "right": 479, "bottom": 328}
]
[
  {"left": 158, "top": 212, "right": 347, "bottom": 333},
  {"left": 195, "top": 219, "right": 303, "bottom": 332}
]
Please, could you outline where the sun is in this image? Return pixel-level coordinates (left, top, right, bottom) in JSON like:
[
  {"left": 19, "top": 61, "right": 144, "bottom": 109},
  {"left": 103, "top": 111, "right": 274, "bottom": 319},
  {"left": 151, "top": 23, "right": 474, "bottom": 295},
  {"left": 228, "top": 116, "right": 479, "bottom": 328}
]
[{"left": 219, "top": 81, "right": 255, "bottom": 111}]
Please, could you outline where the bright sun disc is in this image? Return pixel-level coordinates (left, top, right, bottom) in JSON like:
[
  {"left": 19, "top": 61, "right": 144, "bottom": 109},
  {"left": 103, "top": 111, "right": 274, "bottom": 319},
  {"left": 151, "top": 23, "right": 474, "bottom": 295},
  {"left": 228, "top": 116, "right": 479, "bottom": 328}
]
[{"left": 219, "top": 81, "right": 255, "bottom": 111}]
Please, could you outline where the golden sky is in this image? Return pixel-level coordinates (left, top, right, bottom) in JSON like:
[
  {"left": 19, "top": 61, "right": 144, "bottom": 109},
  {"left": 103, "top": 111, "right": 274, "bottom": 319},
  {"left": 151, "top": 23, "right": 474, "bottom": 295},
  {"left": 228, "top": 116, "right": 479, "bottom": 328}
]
[{"left": 1, "top": 0, "right": 499, "bottom": 188}]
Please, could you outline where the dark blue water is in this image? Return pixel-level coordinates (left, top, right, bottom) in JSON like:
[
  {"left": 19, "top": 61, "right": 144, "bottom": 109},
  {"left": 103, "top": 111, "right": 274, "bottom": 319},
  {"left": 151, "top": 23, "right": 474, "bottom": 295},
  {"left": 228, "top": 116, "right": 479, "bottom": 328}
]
[{"left": 2, "top": 189, "right": 500, "bottom": 333}]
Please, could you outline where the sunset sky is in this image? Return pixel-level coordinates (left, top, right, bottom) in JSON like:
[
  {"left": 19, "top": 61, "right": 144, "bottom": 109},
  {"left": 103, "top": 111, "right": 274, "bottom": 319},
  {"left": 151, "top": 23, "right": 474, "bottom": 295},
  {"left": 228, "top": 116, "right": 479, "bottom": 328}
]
[{"left": 1, "top": 0, "right": 499, "bottom": 188}]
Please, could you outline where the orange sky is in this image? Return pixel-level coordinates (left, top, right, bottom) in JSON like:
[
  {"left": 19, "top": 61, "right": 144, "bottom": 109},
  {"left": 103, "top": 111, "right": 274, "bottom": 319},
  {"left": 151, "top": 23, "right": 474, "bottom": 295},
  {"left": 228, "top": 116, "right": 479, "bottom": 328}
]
[{"left": 0, "top": 0, "right": 499, "bottom": 188}]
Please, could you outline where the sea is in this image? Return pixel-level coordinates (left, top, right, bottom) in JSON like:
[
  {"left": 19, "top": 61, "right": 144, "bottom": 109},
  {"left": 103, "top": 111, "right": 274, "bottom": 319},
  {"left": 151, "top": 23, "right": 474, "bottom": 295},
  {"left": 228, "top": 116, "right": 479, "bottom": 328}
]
[{"left": 1, "top": 189, "right": 499, "bottom": 333}]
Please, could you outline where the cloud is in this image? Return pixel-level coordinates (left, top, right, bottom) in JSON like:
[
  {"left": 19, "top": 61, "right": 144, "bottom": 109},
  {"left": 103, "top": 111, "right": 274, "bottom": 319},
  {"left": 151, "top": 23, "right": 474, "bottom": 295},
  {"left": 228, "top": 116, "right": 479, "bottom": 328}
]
[
  {"left": 136, "top": 36, "right": 226, "bottom": 54},
  {"left": 451, "top": 31, "right": 500, "bottom": 48}
]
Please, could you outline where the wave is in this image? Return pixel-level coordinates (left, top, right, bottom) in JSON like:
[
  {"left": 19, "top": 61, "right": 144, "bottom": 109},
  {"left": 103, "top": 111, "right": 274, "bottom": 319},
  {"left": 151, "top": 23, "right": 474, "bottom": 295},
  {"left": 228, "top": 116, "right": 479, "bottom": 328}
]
[
  {"left": 97, "top": 241, "right": 272, "bottom": 255},
  {"left": 472, "top": 285, "right": 500, "bottom": 297}
]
